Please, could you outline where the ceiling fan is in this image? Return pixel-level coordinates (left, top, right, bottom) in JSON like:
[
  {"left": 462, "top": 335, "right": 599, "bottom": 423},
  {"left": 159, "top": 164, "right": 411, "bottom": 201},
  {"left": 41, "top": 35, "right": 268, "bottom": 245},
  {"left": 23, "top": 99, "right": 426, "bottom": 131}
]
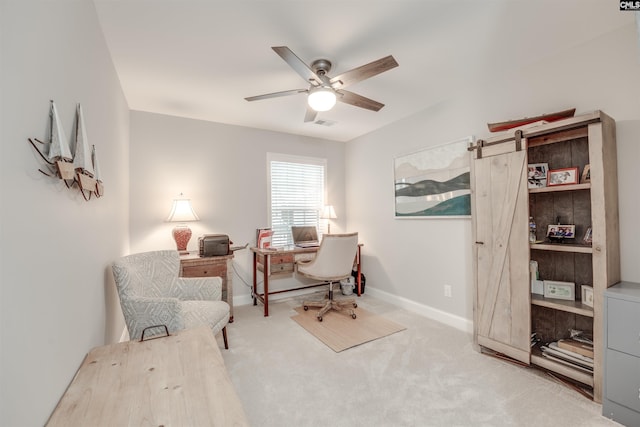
[{"left": 245, "top": 46, "right": 399, "bottom": 122}]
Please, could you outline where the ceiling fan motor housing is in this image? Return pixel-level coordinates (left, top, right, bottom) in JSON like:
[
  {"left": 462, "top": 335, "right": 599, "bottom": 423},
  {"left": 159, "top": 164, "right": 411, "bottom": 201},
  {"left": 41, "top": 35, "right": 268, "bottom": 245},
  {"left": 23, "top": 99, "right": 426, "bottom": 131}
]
[{"left": 310, "top": 59, "right": 332, "bottom": 77}]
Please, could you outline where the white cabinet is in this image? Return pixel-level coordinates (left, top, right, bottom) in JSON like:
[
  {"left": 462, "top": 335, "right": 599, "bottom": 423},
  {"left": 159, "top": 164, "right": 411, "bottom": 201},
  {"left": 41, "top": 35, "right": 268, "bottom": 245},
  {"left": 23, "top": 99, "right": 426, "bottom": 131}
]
[{"left": 603, "top": 281, "right": 640, "bottom": 426}]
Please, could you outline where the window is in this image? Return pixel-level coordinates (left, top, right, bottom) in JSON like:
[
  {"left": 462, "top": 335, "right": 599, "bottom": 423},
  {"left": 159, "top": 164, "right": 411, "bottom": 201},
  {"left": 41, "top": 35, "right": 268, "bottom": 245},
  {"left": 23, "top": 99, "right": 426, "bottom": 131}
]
[{"left": 268, "top": 153, "right": 326, "bottom": 247}]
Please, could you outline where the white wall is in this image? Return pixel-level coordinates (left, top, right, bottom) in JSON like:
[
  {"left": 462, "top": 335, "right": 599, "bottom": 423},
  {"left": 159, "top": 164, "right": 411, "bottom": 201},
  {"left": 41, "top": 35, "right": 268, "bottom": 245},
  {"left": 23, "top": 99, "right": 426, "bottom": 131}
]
[
  {"left": 129, "top": 111, "right": 346, "bottom": 301},
  {"left": 346, "top": 23, "right": 640, "bottom": 329},
  {"left": 0, "top": 1, "right": 130, "bottom": 425}
]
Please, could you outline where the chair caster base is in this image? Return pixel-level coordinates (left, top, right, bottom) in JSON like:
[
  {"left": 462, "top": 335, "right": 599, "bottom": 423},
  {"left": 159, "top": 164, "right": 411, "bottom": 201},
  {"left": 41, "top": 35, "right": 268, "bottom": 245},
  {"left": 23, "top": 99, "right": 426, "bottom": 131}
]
[
  {"left": 351, "top": 313, "right": 357, "bottom": 319},
  {"left": 317, "top": 316, "right": 323, "bottom": 322},
  {"left": 303, "top": 306, "right": 309, "bottom": 311}
]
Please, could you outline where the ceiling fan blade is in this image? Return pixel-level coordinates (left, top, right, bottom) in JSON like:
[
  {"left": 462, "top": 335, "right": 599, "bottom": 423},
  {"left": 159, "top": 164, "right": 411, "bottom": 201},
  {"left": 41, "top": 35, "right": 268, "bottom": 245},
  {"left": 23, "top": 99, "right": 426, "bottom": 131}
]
[
  {"left": 337, "top": 90, "right": 384, "bottom": 112},
  {"left": 245, "top": 88, "right": 307, "bottom": 102},
  {"left": 330, "top": 55, "right": 398, "bottom": 89},
  {"left": 272, "top": 46, "right": 323, "bottom": 86},
  {"left": 304, "top": 106, "right": 318, "bottom": 123}
]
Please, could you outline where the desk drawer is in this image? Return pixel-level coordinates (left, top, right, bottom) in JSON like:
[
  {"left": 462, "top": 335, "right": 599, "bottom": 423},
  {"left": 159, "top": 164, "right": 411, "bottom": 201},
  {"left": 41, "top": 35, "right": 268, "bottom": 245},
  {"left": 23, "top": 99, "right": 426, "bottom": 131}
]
[
  {"left": 182, "top": 264, "right": 226, "bottom": 278},
  {"left": 606, "top": 349, "right": 640, "bottom": 413},
  {"left": 257, "top": 253, "right": 294, "bottom": 264},
  {"left": 257, "top": 262, "right": 294, "bottom": 274},
  {"left": 607, "top": 298, "right": 640, "bottom": 357}
]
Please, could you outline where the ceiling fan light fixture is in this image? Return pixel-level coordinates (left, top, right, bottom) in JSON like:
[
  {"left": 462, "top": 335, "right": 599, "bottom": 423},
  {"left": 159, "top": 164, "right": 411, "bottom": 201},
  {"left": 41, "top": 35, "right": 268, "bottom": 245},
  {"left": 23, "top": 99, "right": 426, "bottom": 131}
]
[{"left": 307, "top": 87, "right": 336, "bottom": 112}]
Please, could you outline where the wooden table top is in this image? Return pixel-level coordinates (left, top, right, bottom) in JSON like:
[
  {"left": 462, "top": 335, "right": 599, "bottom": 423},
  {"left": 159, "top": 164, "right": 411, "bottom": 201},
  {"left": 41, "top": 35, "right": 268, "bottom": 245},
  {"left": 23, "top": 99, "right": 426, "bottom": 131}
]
[{"left": 47, "top": 327, "right": 248, "bottom": 426}]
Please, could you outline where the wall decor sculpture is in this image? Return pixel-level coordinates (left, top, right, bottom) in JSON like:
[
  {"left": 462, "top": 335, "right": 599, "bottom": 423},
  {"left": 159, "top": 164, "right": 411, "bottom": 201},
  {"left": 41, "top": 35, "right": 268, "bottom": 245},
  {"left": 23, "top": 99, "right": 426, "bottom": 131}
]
[
  {"left": 28, "top": 100, "right": 104, "bottom": 201},
  {"left": 394, "top": 136, "right": 473, "bottom": 218}
]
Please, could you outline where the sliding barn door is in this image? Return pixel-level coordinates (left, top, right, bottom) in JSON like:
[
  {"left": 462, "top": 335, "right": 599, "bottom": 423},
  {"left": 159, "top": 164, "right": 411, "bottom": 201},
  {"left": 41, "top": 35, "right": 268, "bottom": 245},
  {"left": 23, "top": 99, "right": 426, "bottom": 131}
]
[{"left": 471, "top": 138, "right": 531, "bottom": 364}]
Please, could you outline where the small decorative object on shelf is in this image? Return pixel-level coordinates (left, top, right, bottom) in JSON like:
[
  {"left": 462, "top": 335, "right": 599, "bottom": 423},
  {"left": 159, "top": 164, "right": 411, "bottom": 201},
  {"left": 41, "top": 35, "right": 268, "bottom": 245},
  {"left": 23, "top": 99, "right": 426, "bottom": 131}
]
[
  {"left": 581, "top": 285, "right": 594, "bottom": 307},
  {"left": 548, "top": 167, "right": 579, "bottom": 186},
  {"left": 527, "top": 163, "right": 548, "bottom": 189},
  {"left": 529, "top": 217, "right": 537, "bottom": 243},
  {"left": 581, "top": 164, "right": 591, "bottom": 184},
  {"left": 486, "top": 108, "right": 576, "bottom": 132},
  {"left": 543, "top": 280, "right": 576, "bottom": 301},
  {"left": 583, "top": 226, "right": 593, "bottom": 245},
  {"left": 547, "top": 224, "right": 575, "bottom": 241}
]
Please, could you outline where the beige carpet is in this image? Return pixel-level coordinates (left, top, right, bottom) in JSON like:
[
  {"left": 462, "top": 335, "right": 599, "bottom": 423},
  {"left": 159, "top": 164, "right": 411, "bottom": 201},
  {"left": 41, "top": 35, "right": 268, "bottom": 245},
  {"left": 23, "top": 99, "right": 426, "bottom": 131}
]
[{"left": 291, "top": 306, "right": 406, "bottom": 352}]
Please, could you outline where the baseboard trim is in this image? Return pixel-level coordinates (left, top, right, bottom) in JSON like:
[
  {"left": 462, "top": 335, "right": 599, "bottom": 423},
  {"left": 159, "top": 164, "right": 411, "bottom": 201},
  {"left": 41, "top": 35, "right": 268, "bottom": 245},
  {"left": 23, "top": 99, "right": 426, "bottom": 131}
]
[
  {"left": 365, "top": 286, "right": 473, "bottom": 334},
  {"left": 234, "top": 286, "right": 473, "bottom": 333}
]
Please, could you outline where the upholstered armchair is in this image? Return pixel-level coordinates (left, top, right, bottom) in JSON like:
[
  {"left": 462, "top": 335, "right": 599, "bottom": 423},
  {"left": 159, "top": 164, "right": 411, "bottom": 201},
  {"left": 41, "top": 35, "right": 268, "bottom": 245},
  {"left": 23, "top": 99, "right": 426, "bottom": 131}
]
[{"left": 112, "top": 250, "right": 230, "bottom": 348}]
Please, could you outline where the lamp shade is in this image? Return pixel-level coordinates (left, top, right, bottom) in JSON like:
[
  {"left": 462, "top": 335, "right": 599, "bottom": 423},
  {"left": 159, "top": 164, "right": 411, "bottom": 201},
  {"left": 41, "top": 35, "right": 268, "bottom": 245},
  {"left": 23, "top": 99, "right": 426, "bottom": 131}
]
[
  {"left": 320, "top": 205, "right": 337, "bottom": 219},
  {"left": 166, "top": 194, "right": 199, "bottom": 222},
  {"left": 308, "top": 87, "right": 337, "bottom": 112}
]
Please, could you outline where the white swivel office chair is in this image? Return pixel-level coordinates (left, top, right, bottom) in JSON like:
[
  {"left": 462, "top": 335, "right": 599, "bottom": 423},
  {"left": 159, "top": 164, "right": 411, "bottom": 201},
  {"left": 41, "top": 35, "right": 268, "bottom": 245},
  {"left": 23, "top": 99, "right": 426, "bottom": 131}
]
[{"left": 299, "top": 232, "right": 359, "bottom": 321}]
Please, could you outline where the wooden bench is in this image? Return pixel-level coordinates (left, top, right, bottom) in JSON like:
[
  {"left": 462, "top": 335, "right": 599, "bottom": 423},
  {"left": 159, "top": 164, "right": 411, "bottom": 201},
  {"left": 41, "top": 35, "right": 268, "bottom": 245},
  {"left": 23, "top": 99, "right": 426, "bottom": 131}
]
[{"left": 47, "top": 326, "right": 248, "bottom": 426}]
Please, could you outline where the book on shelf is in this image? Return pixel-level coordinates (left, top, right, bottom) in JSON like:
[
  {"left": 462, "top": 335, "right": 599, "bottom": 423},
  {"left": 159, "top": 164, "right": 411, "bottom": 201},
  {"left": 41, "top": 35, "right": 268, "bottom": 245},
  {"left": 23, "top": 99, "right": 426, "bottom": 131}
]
[
  {"left": 540, "top": 352, "right": 593, "bottom": 375},
  {"left": 557, "top": 338, "right": 594, "bottom": 358},
  {"left": 540, "top": 340, "right": 593, "bottom": 373}
]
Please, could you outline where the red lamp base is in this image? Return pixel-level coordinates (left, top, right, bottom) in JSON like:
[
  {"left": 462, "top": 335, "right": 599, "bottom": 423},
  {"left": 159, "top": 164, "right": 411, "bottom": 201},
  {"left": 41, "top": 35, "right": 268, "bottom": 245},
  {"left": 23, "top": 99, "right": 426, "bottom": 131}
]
[{"left": 172, "top": 225, "right": 192, "bottom": 254}]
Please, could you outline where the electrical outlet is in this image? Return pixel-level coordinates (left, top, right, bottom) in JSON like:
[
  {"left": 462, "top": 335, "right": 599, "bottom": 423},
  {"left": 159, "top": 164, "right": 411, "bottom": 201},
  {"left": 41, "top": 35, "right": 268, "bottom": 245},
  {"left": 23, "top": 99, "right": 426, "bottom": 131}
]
[{"left": 444, "top": 285, "right": 452, "bottom": 298}]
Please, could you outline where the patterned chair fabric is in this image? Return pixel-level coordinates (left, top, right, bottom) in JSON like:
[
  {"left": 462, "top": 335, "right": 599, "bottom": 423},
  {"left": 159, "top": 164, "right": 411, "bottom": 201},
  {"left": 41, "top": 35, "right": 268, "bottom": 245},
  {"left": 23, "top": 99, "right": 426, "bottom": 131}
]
[{"left": 112, "top": 250, "right": 230, "bottom": 344}]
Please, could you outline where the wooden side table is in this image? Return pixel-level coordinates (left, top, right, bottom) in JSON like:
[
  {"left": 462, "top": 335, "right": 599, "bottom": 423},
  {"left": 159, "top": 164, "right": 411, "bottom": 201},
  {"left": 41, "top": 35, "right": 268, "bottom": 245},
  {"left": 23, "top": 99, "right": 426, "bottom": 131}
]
[
  {"left": 46, "top": 327, "right": 249, "bottom": 426},
  {"left": 180, "top": 253, "right": 235, "bottom": 322}
]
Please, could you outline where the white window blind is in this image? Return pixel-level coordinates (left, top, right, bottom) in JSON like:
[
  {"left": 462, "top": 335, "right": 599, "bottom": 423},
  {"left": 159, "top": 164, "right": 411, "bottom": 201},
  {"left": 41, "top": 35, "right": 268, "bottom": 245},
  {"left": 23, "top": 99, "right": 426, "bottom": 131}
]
[{"left": 268, "top": 154, "right": 326, "bottom": 247}]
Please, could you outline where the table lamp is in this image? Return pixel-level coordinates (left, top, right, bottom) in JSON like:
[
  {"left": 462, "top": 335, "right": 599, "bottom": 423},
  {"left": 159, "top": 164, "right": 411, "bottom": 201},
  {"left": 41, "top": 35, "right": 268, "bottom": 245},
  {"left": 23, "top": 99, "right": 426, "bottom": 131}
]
[
  {"left": 320, "top": 205, "right": 337, "bottom": 234},
  {"left": 166, "top": 193, "right": 199, "bottom": 254}
]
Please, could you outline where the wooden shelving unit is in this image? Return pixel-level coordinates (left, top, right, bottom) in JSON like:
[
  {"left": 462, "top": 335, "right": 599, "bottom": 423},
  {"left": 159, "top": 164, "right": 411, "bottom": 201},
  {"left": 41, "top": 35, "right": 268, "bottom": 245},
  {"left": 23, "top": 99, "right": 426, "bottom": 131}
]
[
  {"left": 471, "top": 111, "right": 620, "bottom": 403},
  {"left": 531, "top": 294, "right": 594, "bottom": 317},
  {"left": 530, "top": 242, "right": 593, "bottom": 253}
]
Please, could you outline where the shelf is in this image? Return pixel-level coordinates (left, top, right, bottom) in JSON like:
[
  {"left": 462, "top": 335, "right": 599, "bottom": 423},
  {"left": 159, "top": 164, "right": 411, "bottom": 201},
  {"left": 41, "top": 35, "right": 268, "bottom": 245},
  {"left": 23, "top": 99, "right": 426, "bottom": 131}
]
[
  {"left": 529, "top": 183, "right": 590, "bottom": 194},
  {"left": 530, "top": 242, "right": 592, "bottom": 253},
  {"left": 531, "top": 294, "right": 594, "bottom": 317},
  {"left": 531, "top": 347, "right": 594, "bottom": 387}
]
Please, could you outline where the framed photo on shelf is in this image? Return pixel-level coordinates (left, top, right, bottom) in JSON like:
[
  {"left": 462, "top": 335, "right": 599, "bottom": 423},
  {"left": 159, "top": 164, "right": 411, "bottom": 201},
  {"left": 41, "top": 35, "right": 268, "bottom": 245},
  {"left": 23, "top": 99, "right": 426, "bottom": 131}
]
[
  {"left": 581, "top": 164, "right": 591, "bottom": 183},
  {"left": 581, "top": 285, "right": 594, "bottom": 307},
  {"left": 547, "top": 224, "right": 575, "bottom": 239},
  {"left": 548, "top": 167, "right": 579, "bottom": 186},
  {"left": 543, "top": 280, "right": 575, "bottom": 301},
  {"left": 527, "top": 163, "right": 548, "bottom": 189}
]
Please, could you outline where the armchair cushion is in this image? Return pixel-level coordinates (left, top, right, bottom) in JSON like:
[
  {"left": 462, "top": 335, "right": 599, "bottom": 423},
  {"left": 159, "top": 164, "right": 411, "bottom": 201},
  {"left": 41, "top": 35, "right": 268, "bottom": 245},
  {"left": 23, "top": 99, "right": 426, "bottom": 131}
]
[
  {"left": 174, "top": 277, "right": 222, "bottom": 301},
  {"left": 181, "top": 300, "right": 230, "bottom": 336}
]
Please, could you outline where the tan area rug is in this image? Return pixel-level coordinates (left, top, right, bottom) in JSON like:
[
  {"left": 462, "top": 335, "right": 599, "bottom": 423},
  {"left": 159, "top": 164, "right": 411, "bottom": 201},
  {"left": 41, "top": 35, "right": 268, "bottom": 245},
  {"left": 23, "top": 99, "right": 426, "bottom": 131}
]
[{"left": 291, "top": 306, "right": 406, "bottom": 352}]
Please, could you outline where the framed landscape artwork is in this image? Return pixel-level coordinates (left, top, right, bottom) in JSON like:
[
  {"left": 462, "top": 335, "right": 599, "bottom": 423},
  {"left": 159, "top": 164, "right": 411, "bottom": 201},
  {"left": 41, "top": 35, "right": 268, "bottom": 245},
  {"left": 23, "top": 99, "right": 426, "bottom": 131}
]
[{"left": 394, "top": 136, "right": 474, "bottom": 218}]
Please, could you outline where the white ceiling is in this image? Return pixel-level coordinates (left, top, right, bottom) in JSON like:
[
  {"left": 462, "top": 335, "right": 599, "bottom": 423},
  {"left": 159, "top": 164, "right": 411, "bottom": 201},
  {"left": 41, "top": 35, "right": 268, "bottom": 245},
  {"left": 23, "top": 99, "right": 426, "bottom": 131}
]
[{"left": 94, "top": 1, "right": 634, "bottom": 142}]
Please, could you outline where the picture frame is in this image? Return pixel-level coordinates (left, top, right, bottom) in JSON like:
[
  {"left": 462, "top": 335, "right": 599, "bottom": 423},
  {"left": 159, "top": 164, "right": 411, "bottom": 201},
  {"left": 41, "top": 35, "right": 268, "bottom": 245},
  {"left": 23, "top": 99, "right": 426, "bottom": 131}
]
[
  {"left": 547, "top": 224, "right": 575, "bottom": 239},
  {"left": 527, "top": 163, "right": 548, "bottom": 189},
  {"left": 583, "top": 226, "right": 593, "bottom": 245},
  {"left": 581, "top": 285, "right": 594, "bottom": 308},
  {"left": 548, "top": 167, "right": 579, "bottom": 186},
  {"left": 393, "top": 136, "right": 474, "bottom": 218},
  {"left": 581, "top": 164, "right": 591, "bottom": 183},
  {"left": 543, "top": 280, "right": 575, "bottom": 301}
]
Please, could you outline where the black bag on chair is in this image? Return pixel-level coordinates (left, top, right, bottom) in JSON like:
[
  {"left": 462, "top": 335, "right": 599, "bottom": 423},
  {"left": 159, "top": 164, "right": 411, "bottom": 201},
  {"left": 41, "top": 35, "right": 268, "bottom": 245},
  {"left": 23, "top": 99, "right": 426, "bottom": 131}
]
[{"left": 352, "top": 270, "right": 366, "bottom": 294}]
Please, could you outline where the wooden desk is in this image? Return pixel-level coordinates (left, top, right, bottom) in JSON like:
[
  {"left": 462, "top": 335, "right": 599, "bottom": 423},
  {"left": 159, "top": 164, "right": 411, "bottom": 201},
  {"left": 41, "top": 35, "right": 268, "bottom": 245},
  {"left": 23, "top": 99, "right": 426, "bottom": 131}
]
[
  {"left": 180, "top": 252, "right": 234, "bottom": 322},
  {"left": 47, "top": 327, "right": 249, "bottom": 426},
  {"left": 250, "top": 245, "right": 362, "bottom": 317}
]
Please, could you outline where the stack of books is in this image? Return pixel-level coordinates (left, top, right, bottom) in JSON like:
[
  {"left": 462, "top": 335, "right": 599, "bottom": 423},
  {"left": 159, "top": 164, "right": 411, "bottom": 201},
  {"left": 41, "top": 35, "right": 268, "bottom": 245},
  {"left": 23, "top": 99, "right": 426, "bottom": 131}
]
[{"left": 540, "top": 338, "right": 594, "bottom": 374}]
